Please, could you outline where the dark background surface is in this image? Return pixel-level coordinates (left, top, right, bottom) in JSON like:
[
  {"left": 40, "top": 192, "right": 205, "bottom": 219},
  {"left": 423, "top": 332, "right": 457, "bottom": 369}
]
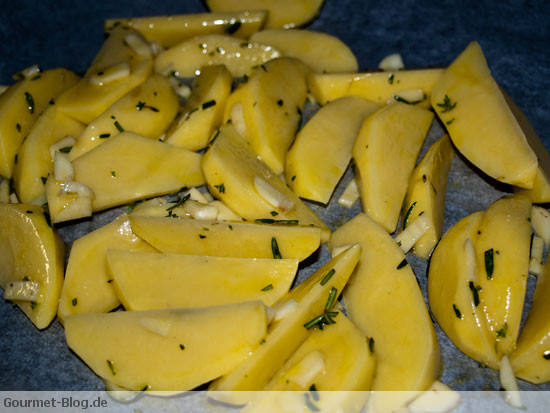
[{"left": 0, "top": 0, "right": 549, "bottom": 394}]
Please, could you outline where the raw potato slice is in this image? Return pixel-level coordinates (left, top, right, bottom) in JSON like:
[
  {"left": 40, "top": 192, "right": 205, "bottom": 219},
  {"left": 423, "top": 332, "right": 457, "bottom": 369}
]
[
  {"left": 68, "top": 74, "right": 178, "bottom": 160},
  {"left": 13, "top": 107, "right": 85, "bottom": 204},
  {"left": 431, "top": 41, "right": 537, "bottom": 188},
  {"left": 308, "top": 68, "right": 443, "bottom": 107},
  {"left": 249, "top": 29, "right": 358, "bottom": 73},
  {"left": 129, "top": 216, "right": 321, "bottom": 261},
  {"left": 400, "top": 135, "right": 454, "bottom": 258},
  {"left": 209, "top": 244, "right": 361, "bottom": 404},
  {"left": 223, "top": 57, "right": 310, "bottom": 174},
  {"left": 510, "top": 256, "right": 550, "bottom": 383},
  {"left": 428, "top": 212, "right": 499, "bottom": 369},
  {"left": 57, "top": 214, "right": 156, "bottom": 323},
  {"left": 244, "top": 311, "right": 374, "bottom": 413},
  {"left": 353, "top": 102, "right": 433, "bottom": 233},
  {"left": 201, "top": 124, "right": 329, "bottom": 240},
  {"left": 64, "top": 301, "right": 267, "bottom": 391},
  {"left": 165, "top": 65, "right": 232, "bottom": 150},
  {"left": 0, "top": 68, "right": 79, "bottom": 179},
  {"left": 155, "top": 34, "right": 280, "bottom": 77},
  {"left": 104, "top": 11, "right": 268, "bottom": 47},
  {"left": 0, "top": 204, "right": 65, "bottom": 329},
  {"left": 329, "top": 214, "right": 440, "bottom": 413},
  {"left": 72, "top": 132, "right": 204, "bottom": 211},
  {"left": 107, "top": 250, "right": 298, "bottom": 310},
  {"left": 206, "top": 0, "right": 324, "bottom": 29},
  {"left": 56, "top": 28, "right": 153, "bottom": 124},
  {"left": 286, "top": 96, "right": 378, "bottom": 204},
  {"left": 474, "top": 195, "right": 531, "bottom": 357}
]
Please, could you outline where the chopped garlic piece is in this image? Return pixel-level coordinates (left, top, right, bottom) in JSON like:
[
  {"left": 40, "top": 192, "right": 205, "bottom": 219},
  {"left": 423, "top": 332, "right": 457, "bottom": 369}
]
[
  {"left": 183, "top": 199, "right": 218, "bottom": 220},
  {"left": 0, "top": 179, "right": 8, "bottom": 203},
  {"left": 60, "top": 181, "right": 94, "bottom": 199},
  {"left": 338, "top": 178, "right": 359, "bottom": 208},
  {"left": 89, "top": 62, "right": 130, "bottom": 86},
  {"left": 395, "top": 213, "right": 430, "bottom": 253},
  {"left": 184, "top": 187, "right": 209, "bottom": 204},
  {"left": 210, "top": 200, "right": 243, "bottom": 221},
  {"left": 254, "top": 176, "right": 294, "bottom": 213},
  {"left": 54, "top": 152, "right": 74, "bottom": 181},
  {"left": 169, "top": 76, "right": 191, "bottom": 99},
  {"left": 230, "top": 103, "right": 247, "bottom": 138},
  {"left": 139, "top": 317, "right": 172, "bottom": 337},
  {"left": 150, "top": 41, "right": 163, "bottom": 57},
  {"left": 124, "top": 32, "right": 152, "bottom": 56},
  {"left": 306, "top": 93, "right": 317, "bottom": 105},
  {"left": 271, "top": 299, "right": 298, "bottom": 322},
  {"left": 265, "top": 306, "right": 276, "bottom": 324},
  {"left": 408, "top": 381, "right": 461, "bottom": 413},
  {"left": 49, "top": 136, "right": 76, "bottom": 160},
  {"left": 331, "top": 244, "right": 352, "bottom": 258},
  {"left": 389, "top": 89, "right": 426, "bottom": 105},
  {"left": 286, "top": 350, "right": 325, "bottom": 388},
  {"left": 54, "top": 195, "right": 92, "bottom": 223},
  {"left": 529, "top": 235, "right": 544, "bottom": 276},
  {"left": 104, "top": 380, "right": 139, "bottom": 403},
  {"left": 531, "top": 206, "right": 550, "bottom": 246},
  {"left": 4, "top": 281, "right": 40, "bottom": 301},
  {"left": 378, "top": 53, "right": 404, "bottom": 71},
  {"left": 202, "top": 190, "right": 214, "bottom": 203},
  {"left": 464, "top": 238, "right": 478, "bottom": 282},
  {"left": 19, "top": 64, "right": 41, "bottom": 78},
  {"left": 500, "top": 355, "right": 523, "bottom": 409},
  {"left": 9, "top": 192, "right": 19, "bottom": 204}
]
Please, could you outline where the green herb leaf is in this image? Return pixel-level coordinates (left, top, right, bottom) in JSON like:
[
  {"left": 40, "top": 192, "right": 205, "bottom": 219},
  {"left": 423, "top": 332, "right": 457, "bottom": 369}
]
[
  {"left": 214, "top": 183, "right": 225, "bottom": 194},
  {"left": 255, "top": 218, "right": 299, "bottom": 225},
  {"left": 72, "top": 298, "right": 78, "bottom": 307},
  {"left": 225, "top": 21, "right": 242, "bottom": 34},
  {"left": 16, "top": 123, "right": 21, "bottom": 132},
  {"left": 270, "top": 210, "right": 278, "bottom": 216},
  {"left": 136, "top": 101, "right": 146, "bottom": 111},
  {"left": 325, "top": 287, "right": 337, "bottom": 311},
  {"left": 202, "top": 100, "right": 216, "bottom": 110},
  {"left": 179, "top": 344, "right": 185, "bottom": 350},
  {"left": 24, "top": 92, "right": 35, "bottom": 114},
  {"left": 436, "top": 94, "right": 457, "bottom": 113},
  {"left": 368, "top": 337, "right": 375, "bottom": 354},
  {"left": 403, "top": 201, "right": 417, "bottom": 229},
  {"left": 271, "top": 237, "right": 282, "bottom": 259},
  {"left": 166, "top": 193, "right": 190, "bottom": 211},
  {"left": 111, "top": 171, "right": 116, "bottom": 177},
  {"left": 309, "top": 384, "right": 319, "bottom": 401},
  {"left": 99, "top": 133, "right": 111, "bottom": 139},
  {"left": 484, "top": 248, "right": 494, "bottom": 279},
  {"left": 261, "top": 284, "right": 273, "bottom": 291},
  {"left": 496, "top": 323, "right": 508, "bottom": 338},
  {"left": 320, "top": 269, "right": 335, "bottom": 286},
  {"left": 114, "top": 120, "right": 124, "bottom": 132},
  {"left": 199, "top": 234, "right": 206, "bottom": 239},
  {"left": 106, "top": 360, "right": 116, "bottom": 375},
  {"left": 453, "top": 304, "right": 462, "bottom": 319},
  {"left": 291, "top": 175, "right": 296, "bottom": 181},
  {"left": 469, "top": 281, "right": 481, "bottom": 307},
  {"left": 59, "top": 146, "right": 72, "bottom": 153}
]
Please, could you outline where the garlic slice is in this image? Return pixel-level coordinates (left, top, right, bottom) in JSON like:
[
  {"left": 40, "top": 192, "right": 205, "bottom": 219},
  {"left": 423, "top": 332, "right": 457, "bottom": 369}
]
[
  {"left": 254, "top": 176, "right": 294, "bottom": 213},
  {"left": 9, "top": 192, "right": 19, "bottom": 204},
  {"left": 464, "top": 238, "right": 478, "bottom": 282},
  {"left": 210, "top": 200, "right": 243, "bottom": 221},
  {"left": 19, "top": 64, "right": 41, "bottom": 79},
  {"left": 529, "top": 234, "right": 544, "bottom": 276},
  {"left": 378, "top": 53, "right": 404, "bottom": 71},
  {"left": 124, "top": 32, "right": 152, "bottom": 57},
  {"left": 338, "top": 178, "right": 359, "bottom": 208},
  {"left": 395, "top": 213, "right": 430, "bottom": 253},
  {"left": 54, "top": 152, "right": 74, "bottom": 181},
  {"left": 408, "top": 381, "right": 461, "bottom": 413},
  {"left": 271, "top": 299, "right": 298, "bottom": 322},
  {"left": 500, "top": 355, "right": 523, "bottom": 409},
  {"left": 60, "top": 181, "right": 94, "bottom": 199},
  {"left": 531, "top": 206, "right": 550, "bottom": 246},
  {"left": 139, "top": 317, "right": 172, "bottom": 337},
  {"left": 3, "top": 281, "right": 40, "bottom": 302},
  {"left": 286, "top": 351, "right": 326, "bottom": 388},
  {"left": 89, "top": 62, "right": 130, "bottom": 86},
  {"left": 230, "top": 103, "right": 247, "bottom": 138},
  {"left": 183, "top": 199, "right": 219, "bottom": 220}
]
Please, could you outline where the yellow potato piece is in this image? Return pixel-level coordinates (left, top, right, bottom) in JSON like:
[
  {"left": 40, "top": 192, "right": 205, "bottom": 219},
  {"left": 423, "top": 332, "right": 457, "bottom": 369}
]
[
  {"left": 510, "top": 256, "right": 550, "bottom": 383},
  {"left": 353, "top": 102, "right": 433, "bottom": 233},
  {"left": 0, "top": 204, "right": 65, "bottom": 329},
  {"left": 308, "top": 68, "right": 443, "bottom": 107},
  {"left": 72, "top": 132, "right": 204, "bottom": 211},
  {"left": 474, "top": 195, "right": 531, "bottom": 357},
  {"left": 165, "top": 65, "right": 232, "bottom": 151},
  {"left": 68, "top": 74, "right": 178, "bottom": 160},
  {"left": 104, "top": 11, "right": 268, "bottom": 47},
  {"left": 329, "top": 214, "right": 440, "bottom": 413},
  {"left": 431, "top": 41, "right": 537, "bottom": 188},
  {"left": 205, "top": 0, "right": 323, "bottom": 29},
  {"left": 107, "top": 250, "right": 298, "bottom": 310},
  {"left": 223, "top": 57, "right": 310, "bottom": 174},
  {"left": 209, "top": 244, "right": 361, "bottom": 404},
  {"left": 428, "top": 211, "right": 499, "bottom": 369},
  {"left": 44, "top": 176, "right": 91, "bottom": 224},
  {"left": 250, "top": 29, "right": 358, "bottom": 73},
  {"left": 201, "top": 124, "right": 329, "bottom": 240},
  {"left": 286, "top": 96, "right": 378, "bottom": 204},
  {"left": 64, "top": 301, "right": 267, "bottom": 391},
  {"left": 56, "top": 28, "right": 153, "bottom": 124},
  {"left": 129, "top": 216, "right": 321, "bottom": 261},
  {"left": 155, "top": 34, "right": 280, "bottom": 77},
  {"left": 0, "top": 68, "right": 79, "bottom": 179},
  {"left": 57, "top": 214, "right": 156, "bottom": 323},
  {"left": 400, "top": 135, "right": 455, "bottom": 258},
  {"left": 13, "top": 107, "right": 85, "bottom": 204}
]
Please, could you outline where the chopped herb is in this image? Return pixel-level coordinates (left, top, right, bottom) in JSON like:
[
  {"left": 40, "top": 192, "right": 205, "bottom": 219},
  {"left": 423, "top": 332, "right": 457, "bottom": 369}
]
[
  {"left": 106, "top": 360, "right": 116, "bottom": 375},
  {"left": 469, "top": 281, "right": 481, "bottom": 307},
  {"left": 107, "top": 279, "right": 113, "bottom": 283},
  {"left": 97, "top": 71, "right": 104, "bottom": 76},
  {"left": 255, "top": 219, "right": 299, "bottom": 225},
  {"left": 320, "top": 269, "right": 335, "bottom": 286},
  {"left": 453, "top": 304, "right": 462, "bottom": 319},
  {"left": 260, "top": 64, "right": 268, "bottom": 72},
  {"left": 304, "top": 314, "right": 328, "bottom": 330},
  {"left": 446, "top": 118, "right": 455, "bottom": 125},
  {"left": 14, "top": 154, "right": 17, "bottom": 164},
  {"left": 199, "top": 234, "right": 206, "bottom": 239},
  {"left": 166, "top": 193, "right": 190, "bottom": 211},
  {"left": 187, "top": 107, "right": 199, "bottom": 118},
  {"left": 277, "top": 99, "right": 284, "bottom": 106},
  {"left": 388, "top": 74, "right": 394, "bottom": 84},
  {"left": 136, "top": 101, "right": 146, "bottom": 110},
  {"left": 99, "top": 133, "right": 111, "bottom": 139},
  {"left": 114, "top": 120, "right": 124, "bottom": 132},
  {"left": 24, "top": 92, "right": 34, "bottom": 114},
  {"left": 26, "top": 211, "right": 33, "bottom": 214},
  {"left": 291, "top": 175, "right": 296, "bottom": 181},
  {"left": 214, "top": 183, "right": 225, "bottom": 194},
  {"left": 228, "top": 224, "right": 233, "bottom": 230},
  {"left": 72, "top": 298, "right": 78, "bottom": 307},
  {"left": 202, "top": 100, "right": 216, "bottom": 110},
  {"left": 111, "top": 115, "right": 115, "bottom": 119},
  {"left": 23, "top": 276, "right": 29, "bottom": 281},
  {"left": 111, "top": 171, "right": 116, "bottom": 177},
  {"left": 368, "top": 337, "right": 375, "bottom": 354},
  {"left": 436, "top": 94, "right": 457, "bottom": 113},
  {"left": 31, "top": 302, "right": 39, "bottom": 310},
  {"left": 30, "top": 74, "right": 41, "bottom": 81},
  {"left": 59, "top": 146, "right": 72, "bottom": 153},
  {"left": 484, "top": 249, "right": 494, "bottom": 279},
  {"left": 325, "top": 287, "right": 337, "bottom": 311},
  {"left": 209, "top": 129, "right": 220, "bottom": 145},
  {"left": 225, "top": 21, "right": 242, "bottom": 34},
  {"left": 140, "top": 385, "right": 150, "bottom": 392},
  {"left": 270, "top": 211, "right": 278, "bottom": 216},
  {"left": 16, "top": 123, "right": 21, "bottom": 132},
  {"left": 165, "top": 210, "right": 179, "bottom": 218},
  {"left": 394, "top": 94, "right": 425, "bottom": 105},
  {"left": 397, "top": 259, "right": 408, "bottom": 269},
  {"left": 304, "top": 393, "right": 320, "bottom": 412},
  {"left": 309, "top": 384, "right": 319, "bottom": 401},
  {"left": 241, "top": 74, "right": 249, "bottom": 84},
  {"left": 179, "top": 344, "right": 185, "bottom": 350},
  {"left": 260, "top": 339, "right": 265, "bottom": 345},
  {"left": 216, "top": 47, "right": 223, "bottom": 54},
  {"left": 49, "top": 98, "right": 55, "bottom": 105},
  {"left": 402, "top": 201, "right": 417, "bottom": 229},
  {"left": 496, "top": 323, "right": 508, "bottom": 338},
  {"left": 271, "top": 237, "right": 282, "bottom": 259},
  {"left": 543, "top": 351, "right": 550, "bottom": 360},
  {"left": 422, "top": 174, "right": 427, "bottom": 183},
  {"left": 261, "top": 284, "right": 273, "bottom": 291}
]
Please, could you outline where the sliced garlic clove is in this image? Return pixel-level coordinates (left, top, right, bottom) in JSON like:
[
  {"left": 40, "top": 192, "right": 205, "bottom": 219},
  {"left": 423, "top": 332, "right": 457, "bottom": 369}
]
[
  {"left": 464, "top": 237, "right": 478, "bottom": 282},
  {"left": 138, "top": 317, "right": 172, "bottom": 337},
  {"left": 531, "top": 206, "right": 550, "bottom": 246},
  {"left": 3, "top": 281, "right": 41, "bottom": 302},
  {"left": 529, "top": 234, "right": 544, "bottom": 276},
  {"left": 395, "top": 213, "right": 430, "bottom": 253},
  {"left": 286, "top": 350, "right": 326, "bottom": 388},
  {"left": 254, "top": 176, "right": 294, "bottom": 213},
  {"left": 124, "top": 32, "right": 152, "bottom": 57},
  {"left": 338, "top": 178, "right": 360, "bottom": 208},
  {"left": 500, "top": 355, "right": 523, "bottom": 409},
  {"left": 59, "top": 181, "right": 94, "bottom": 199},
  {"left": 408, "top": 380, "right": 461, "bottom": 413},
  {"left": 54, "top": 152, "right": 74, "bottom": 181},
  {"left": 89, "top": 62, "right": 131, "bottom": 86},
  {"left": 378, "top": 53, "right": 404, "bottom": 71},
  {"left": 271, "top": 299, "right": 298, "bottom": 322}
]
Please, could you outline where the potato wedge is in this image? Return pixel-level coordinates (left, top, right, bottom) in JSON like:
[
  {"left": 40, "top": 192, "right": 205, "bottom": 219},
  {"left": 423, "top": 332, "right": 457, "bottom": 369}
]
[
  {"left": 57, "top": 214, "right": 156, "bottom": 323},
  {"left": 104, "top": 11, "right": 268, "bottom": 47},
  {"left": 72, "top": 132, "right": 204, "bottom": 211},
  {"left": 0, "top": 204, "right": 65, "bottom": 329},
  {"left": 286, "top": 96, "right": 378, "bottom": 204},
  {"left": 353, "top": 102, "right": 433, "bottom": 233},
  {"left": 64, "top": 301, "right": 267, "bottom": 391},
  {"left": 107, "top": 250, "right": 298, "bottom": 309},
  {"left": 250, "top": 29, "right": 357, "bottom": 73},
  {"left": 0, "top": 68, "right": 79, "bottom": 179},
  {"left": 329, "top": 214, "right": 440, "bottom": 413},
  {"left": 431, "top": 41, "right": 537, "bottom": 188}
]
